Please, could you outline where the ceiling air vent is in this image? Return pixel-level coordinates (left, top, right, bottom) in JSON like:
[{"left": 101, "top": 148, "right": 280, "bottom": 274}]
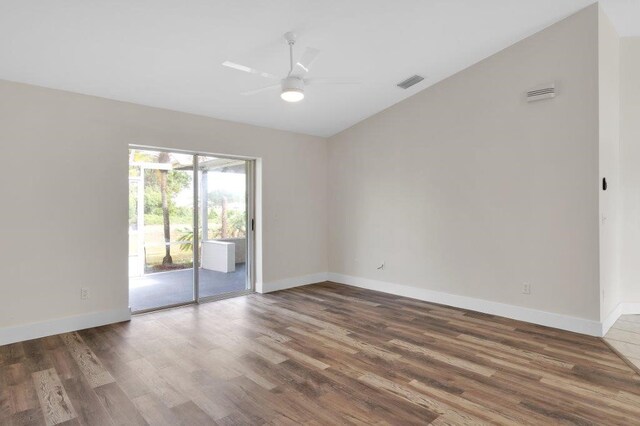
[
  {"left": 527, "top": 83, "right": 556, "bottom": 102},
  {"left": 397, "top": 75, "right": 424, "bottom": 89}
]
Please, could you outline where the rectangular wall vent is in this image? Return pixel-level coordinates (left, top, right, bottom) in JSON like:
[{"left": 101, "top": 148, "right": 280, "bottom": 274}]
[
  {"left": 527, "top": 83, "right": 556, "bottom": 102},
  {"left": 397, "top": 75, "right": 424, "bottom": 89}
]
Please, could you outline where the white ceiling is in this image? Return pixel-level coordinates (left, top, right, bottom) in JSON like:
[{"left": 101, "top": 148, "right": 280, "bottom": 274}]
[{"left": 0, "top": 1, "right": 637, "bottom": 137}]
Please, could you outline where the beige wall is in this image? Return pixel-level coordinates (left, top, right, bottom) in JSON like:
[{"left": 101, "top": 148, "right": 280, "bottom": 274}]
[
  {"left": 328, "top": 5, "right": 601, "bottom": 321},
  {"left": 620, "top": 37, "right": 640, "bottom": 303},
  {"left": 598, "top": 7, "right": 621, "bottom": 321},
  {"left": 0, "top": 80, "right": 328, "bottom": 329}
]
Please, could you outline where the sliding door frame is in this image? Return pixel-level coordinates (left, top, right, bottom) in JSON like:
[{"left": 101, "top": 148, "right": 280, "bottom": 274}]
[
  {"left": 193, "top": 154, "right": 200, "bottom": 301},
  {"left": 197, "top": 158, "right": 255, "bottom": 303},
  {"left": 129, "top": 144, "right": 256, "bottom": 313}
]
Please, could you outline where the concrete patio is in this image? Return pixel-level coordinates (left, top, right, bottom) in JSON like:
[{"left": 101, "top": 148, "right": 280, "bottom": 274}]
[{"left": 129, "top": 263, "right": 247, "bottom": 312}]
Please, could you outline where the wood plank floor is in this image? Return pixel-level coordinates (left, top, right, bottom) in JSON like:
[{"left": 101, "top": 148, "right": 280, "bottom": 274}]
[
  {"left": 605, "top": 314, "right": 640, "bottom": 373},
  {"left": 2, "top": 282, "right": 640, "bottom": 425}
]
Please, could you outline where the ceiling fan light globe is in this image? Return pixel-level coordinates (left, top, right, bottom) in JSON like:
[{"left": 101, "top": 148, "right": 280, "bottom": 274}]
[
  {"left": 280, "top": 76, "right": 305, "bottom": 102},
  {"left": 281, "top": 89, "right": 304, "bottom": 102}
]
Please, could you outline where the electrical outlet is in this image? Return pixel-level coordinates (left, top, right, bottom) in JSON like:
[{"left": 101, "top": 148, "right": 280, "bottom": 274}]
[
  {"left": 522, "top": 283, "right": 531, "bottom": 295},
  {"left": 80, "top": 288, "right": 89, "bottom": 300}
]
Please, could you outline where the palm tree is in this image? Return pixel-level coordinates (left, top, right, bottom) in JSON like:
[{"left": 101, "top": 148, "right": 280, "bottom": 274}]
[
  {"left": 158, "top": 151, "right": 173, "bottom": 265},
  {"left": 209, "top": 190, "right": 230, "bottom": 238}
]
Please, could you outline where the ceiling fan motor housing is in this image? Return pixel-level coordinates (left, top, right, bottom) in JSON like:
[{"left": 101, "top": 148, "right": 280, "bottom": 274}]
[{"left": 282, "top": 76, "right": 304, "bottom": 92}]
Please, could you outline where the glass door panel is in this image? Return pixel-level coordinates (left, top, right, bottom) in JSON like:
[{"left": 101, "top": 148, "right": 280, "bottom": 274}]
[
  {"left": 128, "top": 177, "right": 143, "bottom": 278},
  {"left": 197, "top": 156, "right": 250, "bottom": 299},
  {"left": 128, "top": 149, "right": 195, "bottom": 312}
]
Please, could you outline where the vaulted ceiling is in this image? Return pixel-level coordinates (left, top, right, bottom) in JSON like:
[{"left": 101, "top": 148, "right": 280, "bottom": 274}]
[{"left": 0, "top": 0, "right": 636, "bottom": 137}]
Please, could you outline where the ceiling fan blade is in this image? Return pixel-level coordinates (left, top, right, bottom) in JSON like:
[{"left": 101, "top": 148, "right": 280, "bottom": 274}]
[
  {"left": 304, "top": 78, "right": 362, "bottom": 86},
  {"left": 292, "top": 47, "right": 320, "bottom": 76},
  {"left": 241, "top": 84, "right": 280, "bottom": 96},
  {"left": 222, "top": 61, "right": 278, "bottom": 79}
]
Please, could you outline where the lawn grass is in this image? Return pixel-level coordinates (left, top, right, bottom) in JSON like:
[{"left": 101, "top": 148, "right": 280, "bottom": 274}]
[{"left": 129, "top": 223, "right": 194, "bottom": 270}]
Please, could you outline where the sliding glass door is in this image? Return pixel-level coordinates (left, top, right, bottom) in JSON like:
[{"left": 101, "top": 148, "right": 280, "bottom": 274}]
[
  {"left": 197, "top": 156, "right": 251, "bottom": 300},
  {"left": 128, "top": 148, "right": 253, "bottom": 313}
]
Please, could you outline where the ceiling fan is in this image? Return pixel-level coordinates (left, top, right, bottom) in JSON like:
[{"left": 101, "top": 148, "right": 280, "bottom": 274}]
[{"left": 222, "top": 32, "right": 360, "bottom": 102}]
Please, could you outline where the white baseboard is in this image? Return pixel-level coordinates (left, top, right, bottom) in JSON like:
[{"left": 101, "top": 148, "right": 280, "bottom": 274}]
[
  {"left": 602, "top": 302, "right": 640, "bottom": 336},
  {"left": 5, "top": 276, "right": 631, "bottom": 345},
  {"left": 328, "top": 273, "right": 603, "bottom": 336},
  {"left": 0, "top": 308, "right": 131, "bottom": 346},
  {"left": 621, "top": 302, "right": 640, "bottom": 315},
  {"left": 602, "top": 304, "right": 624, "bottom": 336},
  {"left": 258, "top": 272, "right": 329, "bottom": 294}
]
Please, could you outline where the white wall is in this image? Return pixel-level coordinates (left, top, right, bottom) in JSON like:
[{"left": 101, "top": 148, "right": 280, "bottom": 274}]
[
  {"left": 620, "top": 37, "right": 640, "bottom": 304},
  {"left": 598, "top": 7, "right": 621, "bottom": 322},
  {"left": 328, "top": 5, "right": 601, "bottom": 322},
  {"left": 0, "top": 80, "right": 328, "bottom": 338}
]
